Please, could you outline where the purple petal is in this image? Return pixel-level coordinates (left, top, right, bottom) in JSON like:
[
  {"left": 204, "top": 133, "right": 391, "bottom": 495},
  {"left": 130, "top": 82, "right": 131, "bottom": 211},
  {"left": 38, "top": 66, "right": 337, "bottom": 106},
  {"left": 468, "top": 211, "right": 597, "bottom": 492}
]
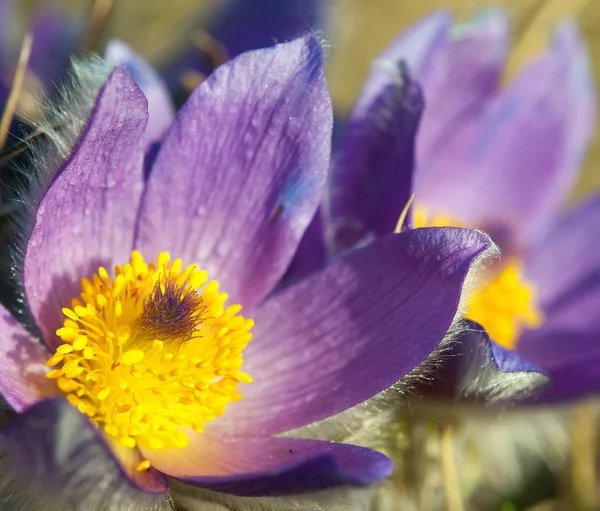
[
  {"left": 518, "top": 195, "right": 600, "bottom": 368},
  {"left": 210, "top": 227, "right": 490, "bottom": 436},
  {"left": 526, "top": 22, "right": 596, "bottom": 239},
  {"left": 327, "top": 60, "right": 423, "bottom": 254},
  {"left": 423, "top": 322, "right": 548, "bottom": 403},
  {"left": 416, "top": 22, "right": 595, "bottom": 248},
  {"left": 24, "top": 68, "right": 148, "bottom": 348},
  {"left": 141, "top": 434, "right": 392, "bottom": 497},
  {"left": 525, "top": 194, "right": 600, "bottom": 314},
  {"left": 283, "top": 206, "right": 326, "bottom": 283},
  {"left": 534, "top": 356, "right": 600, "bottom": 403},
  {"left": 520, "top": 331, "right": 600, "bottom": 373},
  {"left": 518, "top": 273, "right": 600, "bottom": 369},
  {"left": 105, "top": 40, "right": 175, "bottom": 146},
  {"left": 0, "top": 398, "right": 168, "bottom": 507},
  {"left": 0, "top": 305, "right": 56, "bottom": 412},
  {"left": 136, "top": 37, "right": 332, "bottom": 310},
  {"left": 415, "top": 9, "right": 510, "bottom": 166}
]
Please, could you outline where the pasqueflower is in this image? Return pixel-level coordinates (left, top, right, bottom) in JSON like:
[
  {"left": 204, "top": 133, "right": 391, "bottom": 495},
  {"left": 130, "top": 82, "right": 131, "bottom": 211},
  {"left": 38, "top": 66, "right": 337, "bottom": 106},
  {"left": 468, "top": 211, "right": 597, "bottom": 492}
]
[
  {"left": 0, "top": 36, "right": 490, "bottom": 510},
  {"left": 392, "top": 12, "right": 596, "bottom": 402}
]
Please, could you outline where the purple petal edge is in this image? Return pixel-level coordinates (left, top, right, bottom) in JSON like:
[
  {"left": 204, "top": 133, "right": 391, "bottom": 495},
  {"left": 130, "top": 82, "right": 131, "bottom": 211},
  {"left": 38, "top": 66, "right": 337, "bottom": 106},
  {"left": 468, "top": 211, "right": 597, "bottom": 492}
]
[
  {"left": 24, "top": 67, "right": 148, "bottom": 349},
  {"left": 531, "top": 352, "right": 600, "bottom": 404},
  {"left": 328, "top": 62, "right": 423, "bottom": 254},
  {"left": 0, "top": 398, "right": 167, "bottom": 506},
  {"left": 422, "top": 322, "right": 548, "bottom": 403},
  {"left": 143, "top": 435, "right": 392, "bottom": 497},
  {"left": 0, "top": 304, "right": 55, "bottom": 412}
]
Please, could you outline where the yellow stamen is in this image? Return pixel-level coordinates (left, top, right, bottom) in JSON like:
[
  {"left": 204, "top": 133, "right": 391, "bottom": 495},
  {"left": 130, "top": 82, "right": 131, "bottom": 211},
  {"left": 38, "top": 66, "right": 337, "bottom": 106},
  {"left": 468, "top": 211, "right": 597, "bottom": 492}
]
[
  {"left": 46, "top": 251, "right": 254, "bottom": 454},
  {"left": 413, "top": 204, "right": 543, "bottom": 349},
  {"left": 465, "top": 258, "right": 543, "bottom": 349},
  {"left": 136, "top": 459, "right": 151, "bottom": 472},
  {"left": 412, "top": 204, "right": 464, "bottom": 229}
]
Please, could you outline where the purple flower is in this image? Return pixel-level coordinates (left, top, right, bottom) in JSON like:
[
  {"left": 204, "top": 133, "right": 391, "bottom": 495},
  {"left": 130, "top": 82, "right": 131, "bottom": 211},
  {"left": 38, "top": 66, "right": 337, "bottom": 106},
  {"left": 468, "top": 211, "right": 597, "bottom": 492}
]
[
  {"left": 324, "top": 10, "right": 596, "bottom": 403},
  {"left": 0, "top": 36, "right": 490, "bottom": 509},
  {"left": 403, "top": 12, "right": 596, "bottom": 403}
]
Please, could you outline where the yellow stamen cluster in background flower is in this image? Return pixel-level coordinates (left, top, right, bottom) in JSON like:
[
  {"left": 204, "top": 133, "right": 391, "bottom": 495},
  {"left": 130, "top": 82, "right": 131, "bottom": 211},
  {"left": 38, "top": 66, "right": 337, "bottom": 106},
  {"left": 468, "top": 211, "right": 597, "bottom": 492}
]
[
  {"left": 46, "top": 251, "right": 254, "bottom": 452},
  {"left": 465, "top": 259, "right": 543, "bottom": 349},
  {"left": 413, "top": 204, "right": 543, "bottom": 350},
  {"left": 412, "top": 204, "right": 464, "bottom": 229}
]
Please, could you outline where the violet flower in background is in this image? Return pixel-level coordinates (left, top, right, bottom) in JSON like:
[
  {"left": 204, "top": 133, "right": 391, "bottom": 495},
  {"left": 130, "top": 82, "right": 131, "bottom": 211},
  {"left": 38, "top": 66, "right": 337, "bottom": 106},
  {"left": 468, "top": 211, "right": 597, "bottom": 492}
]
[
  {"left": 0, "top": 36, "right": 491, "bottom": 510},
  {"left": 26, "top": 6, "right": 82, "bottom": 88},
  {"left": 390, "top": 11, "right": 597, "bottom": 403}
]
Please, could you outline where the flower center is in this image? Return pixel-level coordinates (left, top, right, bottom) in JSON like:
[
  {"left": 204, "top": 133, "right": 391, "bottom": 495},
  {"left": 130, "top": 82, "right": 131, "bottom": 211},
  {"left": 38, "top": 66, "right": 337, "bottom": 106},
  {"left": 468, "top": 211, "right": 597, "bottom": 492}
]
[
  {"left": 46, "top": 251, "right": 254, "bottom": 452},
  {"left": 413, "top": 205, "right": 543, "bottom": 349}
]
